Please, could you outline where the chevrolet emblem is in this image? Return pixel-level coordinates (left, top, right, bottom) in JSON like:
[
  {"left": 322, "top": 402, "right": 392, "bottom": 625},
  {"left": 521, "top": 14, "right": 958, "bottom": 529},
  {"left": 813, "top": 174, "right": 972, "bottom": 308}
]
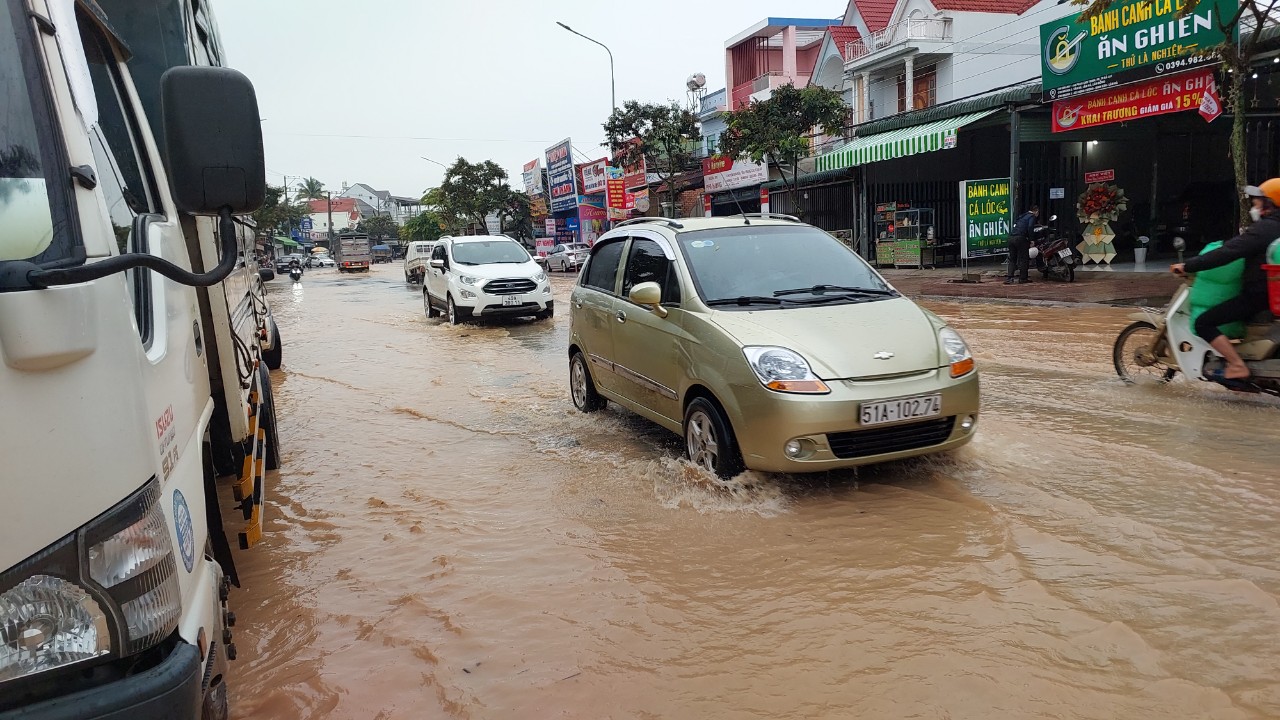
[{"left": 873, "top": 351, "right": 894, "bottom": 360}]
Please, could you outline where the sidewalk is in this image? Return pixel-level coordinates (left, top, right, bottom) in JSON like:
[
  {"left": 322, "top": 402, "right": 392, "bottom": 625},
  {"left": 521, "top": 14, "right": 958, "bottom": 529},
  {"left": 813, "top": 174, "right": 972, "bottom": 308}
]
[{"left": 879, "top": 266, "right": 1181, "bottom": 306}]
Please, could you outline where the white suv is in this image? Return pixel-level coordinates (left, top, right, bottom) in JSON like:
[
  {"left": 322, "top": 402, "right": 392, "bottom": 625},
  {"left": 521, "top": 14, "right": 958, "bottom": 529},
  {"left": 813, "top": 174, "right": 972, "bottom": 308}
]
[{"left": 424, "top": 235, "right": 553, "bottom": 324}]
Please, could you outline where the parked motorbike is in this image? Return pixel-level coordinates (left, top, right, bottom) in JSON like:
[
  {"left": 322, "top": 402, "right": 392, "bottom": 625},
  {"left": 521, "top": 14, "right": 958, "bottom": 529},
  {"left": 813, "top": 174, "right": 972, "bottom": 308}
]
[
  {"left": 1029, "top": 215, "right": 1078, "bottom": 283},
  {"left": 1112, "top": 282, "right": 1280, "bottom": 397}
]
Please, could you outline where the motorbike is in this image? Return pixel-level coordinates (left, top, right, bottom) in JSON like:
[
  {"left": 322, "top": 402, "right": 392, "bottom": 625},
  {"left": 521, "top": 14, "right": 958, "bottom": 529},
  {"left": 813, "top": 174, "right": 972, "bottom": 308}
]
[
  {"left": 1029, "top": 215, "right": 1079, "bottom": 283},
  {"left": 1112, "top": 282, "right": 1280, "bottom": 397},
  {"left": 289, "top": 266, "right": 303, "bottom": 282}
]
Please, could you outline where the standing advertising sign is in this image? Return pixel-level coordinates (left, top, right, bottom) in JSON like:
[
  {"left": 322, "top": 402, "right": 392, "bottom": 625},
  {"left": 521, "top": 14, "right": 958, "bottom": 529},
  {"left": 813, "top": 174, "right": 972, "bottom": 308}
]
[
  {"left": 579, "top": 158, "right": 609, "bottom": 196},
  {"left": 759, "top": 188, "right": 770, "bottom": 214},
  {"left": 960, "top": 178, "right": 1012, "bottom": 259},
  {"left": 1039, "top": 0, "right": 1236, "bottom": 100},
  {"left": 546, "top": 138, "right": 577, "bottom": 213},
  {"left": 522, "top": 158, "right": 543, "bottom": 195},
  {"left": 606, "top": 167, "right": 628, "bottom": 220},
  {"left": 578, "top": 199, "right": 607, "bottom": 246}
]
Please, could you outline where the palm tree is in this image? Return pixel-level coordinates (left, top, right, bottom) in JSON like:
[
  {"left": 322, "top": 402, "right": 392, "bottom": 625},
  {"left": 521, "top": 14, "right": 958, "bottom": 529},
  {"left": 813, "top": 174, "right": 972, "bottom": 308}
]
[{"left": 295, "top": 177, "right": 326, "bottom": 201}]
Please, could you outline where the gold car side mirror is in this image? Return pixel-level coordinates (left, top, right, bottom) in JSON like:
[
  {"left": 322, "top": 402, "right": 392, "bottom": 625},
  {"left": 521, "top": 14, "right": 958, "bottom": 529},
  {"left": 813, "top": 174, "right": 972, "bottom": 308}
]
[{"left": 629, "top": 282, "right": 667, "bottom": 318}]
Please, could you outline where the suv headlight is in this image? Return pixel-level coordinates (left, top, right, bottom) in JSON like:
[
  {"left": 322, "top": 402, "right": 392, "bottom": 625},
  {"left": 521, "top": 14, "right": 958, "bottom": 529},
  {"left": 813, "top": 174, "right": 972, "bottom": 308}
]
[
  {"left": 0, "top": 479, "right": 181, "bottom": 684},
  {"left": 458, "top": 275, "right": 479, "bottom": 286},
  {"left": 939, "top": 327, "right": 975, "bottom": 377},
  {"left": 743, "top": 346, "right": 830, "bottom": 394},
  {"left": 533, "top": 271, "right": 547, "bottom": 283}
]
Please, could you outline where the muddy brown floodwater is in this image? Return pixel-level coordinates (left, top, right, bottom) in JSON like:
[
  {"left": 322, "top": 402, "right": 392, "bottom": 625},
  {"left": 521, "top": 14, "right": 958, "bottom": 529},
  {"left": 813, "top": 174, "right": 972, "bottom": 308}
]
[{"left": 229, "top": 263, "right": 1280, "bottom": 720}]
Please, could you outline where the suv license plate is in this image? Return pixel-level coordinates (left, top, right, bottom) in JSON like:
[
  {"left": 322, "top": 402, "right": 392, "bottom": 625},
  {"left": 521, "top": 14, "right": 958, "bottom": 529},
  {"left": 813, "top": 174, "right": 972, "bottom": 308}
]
[
  {"left": 502, "top": 295, "right": 523, "bottom": 307},
  {"left": 859, "top": 394, "right": 942, "bottom": 426}
]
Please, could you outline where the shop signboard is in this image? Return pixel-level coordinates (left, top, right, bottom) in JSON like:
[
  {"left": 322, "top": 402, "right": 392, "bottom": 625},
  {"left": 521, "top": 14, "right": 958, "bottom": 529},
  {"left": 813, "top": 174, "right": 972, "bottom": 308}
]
[
  {"left": 546, "top": 138, "right": 578, "bottom": 213},
  {"left": 894, "top": 239, "right": 923, "bottom": 266},
  {"left": 579, "top": 158, "right": 609, "bottom": 195},
  {"left": 1052, "top": 68, "right": 1215, "bottom": 132},
  {"left": 760, "top": 188, "right": 769, "bottom": 213},
  {"left": 544, "top": 219, "right": 556, "bottom": 236},
  {"left": 633, "top": 189, "right": 651, "bottom": 213},
  {"left": 1050, "top": 187, "right": 1066, "bottom": 199},
  {"left": 529, "top": 196, "right": 548, "bottom": 217},
  {"left": 522, "top": 158, "right": 543, "bottom": 195},
  {"left": 616, "top": 138, "right": 648, "bottom": 190},
  {"left": 1040, "top": 0, "right": 1236, "bottom": 100},
  {"left": 702, "top": 155, "right": 769, "bottom": 193},
  {"left": 960, "top": 177, "right": 1012, "bottom": 259},
  {"left": 1085, "top": 169, "right": 1115, "bottom": 183},
  {"left": 300, "top": 217, "right": 313, "bottom": 231},
  {"left": 578, "top": 203, "right": 608, "bottom": 246}
]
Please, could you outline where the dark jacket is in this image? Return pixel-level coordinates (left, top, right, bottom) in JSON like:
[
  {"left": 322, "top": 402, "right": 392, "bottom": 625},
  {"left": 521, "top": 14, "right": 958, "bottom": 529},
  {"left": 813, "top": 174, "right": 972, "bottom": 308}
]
[
  {"left": 1184, "top": 214, "right": 1280, "bottom": 292},
  {"left": 1011, "top": 212, "right": 1037, "bottom": 239}
]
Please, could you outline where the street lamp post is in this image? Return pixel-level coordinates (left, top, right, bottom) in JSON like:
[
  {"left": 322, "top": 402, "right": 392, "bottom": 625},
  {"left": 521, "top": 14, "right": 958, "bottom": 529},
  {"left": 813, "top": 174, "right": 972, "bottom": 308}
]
[{"left": 556, "top": 22, "right": 615, "bottom": 115}]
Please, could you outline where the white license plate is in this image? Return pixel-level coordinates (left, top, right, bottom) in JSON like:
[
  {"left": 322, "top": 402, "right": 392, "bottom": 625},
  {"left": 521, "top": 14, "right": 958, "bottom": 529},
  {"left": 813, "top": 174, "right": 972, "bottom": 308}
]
[
  {"left": 1058, "top": 248, "right": 1072, "bottom": 258},
  {"left": 860, "top": 394, "right": 942, "bottom": 426},
  {"left": 502, "top": 295, "right": 523, "bottom": 307}
]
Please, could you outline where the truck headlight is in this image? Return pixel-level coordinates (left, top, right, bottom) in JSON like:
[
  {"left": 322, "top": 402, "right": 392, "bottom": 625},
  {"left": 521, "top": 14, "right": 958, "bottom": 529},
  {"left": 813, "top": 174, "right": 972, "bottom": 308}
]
[
  {"left": 0, "top": 479, "right": 181, "bottom": 685},
  {"left": 0, "top": 575, "right": 111, "bottom": 681},
  {"left": 939, "top": 327, "right": 975, "bottom": 377},
  {"left": 742, "top": 346, "right": 830, "bottom": 394}
]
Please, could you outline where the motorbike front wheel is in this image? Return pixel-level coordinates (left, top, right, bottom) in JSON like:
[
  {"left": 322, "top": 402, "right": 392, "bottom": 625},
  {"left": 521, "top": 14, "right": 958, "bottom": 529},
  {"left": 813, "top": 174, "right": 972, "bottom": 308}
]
[{"left": 1113, "top": 320, "right": 1178, "bottom": 383}]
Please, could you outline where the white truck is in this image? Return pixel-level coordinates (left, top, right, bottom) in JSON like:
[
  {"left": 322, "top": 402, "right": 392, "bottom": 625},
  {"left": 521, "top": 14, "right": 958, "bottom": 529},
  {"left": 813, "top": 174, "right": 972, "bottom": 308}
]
[
  {"left": 0, "top": 1, "right": 280, "bottom": 718},
  {"left": 335, "top": 232, "right": 371, "bottom": 273}
]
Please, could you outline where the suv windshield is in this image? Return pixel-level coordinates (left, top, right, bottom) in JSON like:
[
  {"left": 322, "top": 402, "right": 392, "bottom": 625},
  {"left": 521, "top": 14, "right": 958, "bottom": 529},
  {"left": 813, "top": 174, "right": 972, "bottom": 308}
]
[
  {"left": 452, "top": 239, "right": 529, "bottom": 265},
  {"left": 0, "top": 0, "right": 72, "bottom": 264},
  {"left": 678, "top": 226, "right": 894, "bottom": 307}
]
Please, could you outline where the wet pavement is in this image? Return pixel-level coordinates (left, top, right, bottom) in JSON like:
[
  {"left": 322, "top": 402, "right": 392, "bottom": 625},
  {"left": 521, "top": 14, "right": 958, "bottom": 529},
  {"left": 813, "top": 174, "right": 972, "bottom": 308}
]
[
  {"left": 879, "top": 266, "right": 1181, "bottom": 306},
  {"left": 229, "top": 263, "right": 1280, "bottom": 720}
]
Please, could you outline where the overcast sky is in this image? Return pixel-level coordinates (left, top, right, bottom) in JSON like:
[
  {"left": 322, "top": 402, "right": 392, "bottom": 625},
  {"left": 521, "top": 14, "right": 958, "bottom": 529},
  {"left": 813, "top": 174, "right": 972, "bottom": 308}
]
[{"left": 215, "top": 0, "right": 842, "bottom": 200}]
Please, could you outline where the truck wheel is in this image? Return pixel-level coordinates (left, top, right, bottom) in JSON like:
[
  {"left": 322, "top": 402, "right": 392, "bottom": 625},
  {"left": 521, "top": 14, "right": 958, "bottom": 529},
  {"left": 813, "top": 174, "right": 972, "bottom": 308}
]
[
  {"left": 262, "top": 319, "right": 282, "bottom": 370},
  {"left": 259, "top": 365, "right": 281, "bottom": 471}
]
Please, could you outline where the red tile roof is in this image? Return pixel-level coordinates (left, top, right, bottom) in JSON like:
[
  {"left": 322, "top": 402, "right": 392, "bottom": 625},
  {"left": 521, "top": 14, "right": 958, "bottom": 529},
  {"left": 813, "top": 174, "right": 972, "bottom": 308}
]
[
  {"left": 931, "top": 0, "right": 1038, "bottom": 13},
  {"left": 828, "top": 25, "right": 862, "bottom": 47},
  {"left": 854, "top": 0, "right": 897, "bottom": 32},
  {"left": 307, "top": 198, "right": 358, "bottom": 214}
]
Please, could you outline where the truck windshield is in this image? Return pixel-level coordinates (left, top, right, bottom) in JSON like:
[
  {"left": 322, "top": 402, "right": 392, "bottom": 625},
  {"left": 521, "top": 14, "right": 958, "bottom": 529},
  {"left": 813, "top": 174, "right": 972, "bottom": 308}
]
[
  {"left": 451, "top": 240, "right": 529, "bottom": 265},
  {"left": 0, "top": 0, "right": 72, "bottom": 264}
]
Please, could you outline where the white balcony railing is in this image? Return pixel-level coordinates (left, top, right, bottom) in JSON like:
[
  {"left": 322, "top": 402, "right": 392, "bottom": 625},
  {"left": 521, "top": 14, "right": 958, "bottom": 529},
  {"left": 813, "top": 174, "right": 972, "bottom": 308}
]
[{"left": 844, "top": 17, "right": 952, "bottom": 62}]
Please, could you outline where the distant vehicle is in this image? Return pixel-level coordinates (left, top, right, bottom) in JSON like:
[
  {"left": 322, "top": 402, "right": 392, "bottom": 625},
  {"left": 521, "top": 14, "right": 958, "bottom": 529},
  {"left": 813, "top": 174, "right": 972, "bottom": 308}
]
[
  {"left": 276, "top": 253, "right": 306, "bottom": 273},
  {"left": 568, "top": 215, "right": 980, "bottom": 478},
  {"left": 404, "top": 240, "right": 439, "bottom": 284},
  {"left": 335, "top": 233, "right": 371, "bottom": 272},
  {"left": 308, "top": 254, "right": 336, "bottom": 268},
  {"left": 371, "top": 244, "right": 393, "bottom": 263},
  {"left": 423, "top": 235, "right": 552, "bottom": 324},
  {"left": 546, "top": 242, "right": 591, "bottom": 273}
]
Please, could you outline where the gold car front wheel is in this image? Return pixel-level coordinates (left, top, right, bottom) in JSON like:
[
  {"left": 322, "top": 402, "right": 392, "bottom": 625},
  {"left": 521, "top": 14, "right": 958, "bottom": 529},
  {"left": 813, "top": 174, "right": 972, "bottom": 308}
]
[
  {"left": 570, "top": 352, "right": 606, "bottom": 412},
  {"left": 684, "top": 398, "right": 744, "bottom": 479}
]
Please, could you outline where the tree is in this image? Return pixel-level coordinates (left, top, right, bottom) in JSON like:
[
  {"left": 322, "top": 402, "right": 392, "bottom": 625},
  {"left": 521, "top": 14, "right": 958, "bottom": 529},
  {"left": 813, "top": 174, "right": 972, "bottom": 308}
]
[
  {"left": 719, "top": 84, "right": 847, "bottom": 220},
  {"left": 402, "top": 211, "right": 447, "bottom": 244},
  {"left": 438, "top": 158, "right": 512, "bottom": 234},
  {"left": 1074, "top": 0, "right": 1274, "bottom": 225},
  {"left": 252, "top": 184, "right": 312, "bottom": 238},
  {"left": 497, "top": 190, "right": 533, "bottom": 242},
  {"left": 420, "top": 186, "right": 465, "bottom": 234},
  {"left": 295, "top": 177, "right": 326, "bottom": 201},
  {"left": 604, "top": 101, "right": 700, "bottom": 217},
  {"left": 357, "top": 214, "right": 399, "bottom": 243}
]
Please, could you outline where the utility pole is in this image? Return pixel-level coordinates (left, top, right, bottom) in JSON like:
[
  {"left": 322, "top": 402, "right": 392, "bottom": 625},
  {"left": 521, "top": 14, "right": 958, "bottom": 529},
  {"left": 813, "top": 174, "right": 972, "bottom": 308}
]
[{"left": 325, "top": 190, "right": 334, "bottom": 250}]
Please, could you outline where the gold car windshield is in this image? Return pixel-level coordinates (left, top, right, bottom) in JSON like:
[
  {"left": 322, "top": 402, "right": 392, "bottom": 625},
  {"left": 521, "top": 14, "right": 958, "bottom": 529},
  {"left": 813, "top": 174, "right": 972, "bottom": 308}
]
[{"left": 677, "top": 226, "right": 894, "bottom": 307}]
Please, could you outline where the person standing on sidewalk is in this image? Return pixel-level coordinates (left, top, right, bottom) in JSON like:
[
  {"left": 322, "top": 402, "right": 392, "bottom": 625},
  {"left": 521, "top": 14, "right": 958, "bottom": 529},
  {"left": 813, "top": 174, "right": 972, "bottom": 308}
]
[{"left": 1005, "top": 204, "right": 1039, "bottom": 285}]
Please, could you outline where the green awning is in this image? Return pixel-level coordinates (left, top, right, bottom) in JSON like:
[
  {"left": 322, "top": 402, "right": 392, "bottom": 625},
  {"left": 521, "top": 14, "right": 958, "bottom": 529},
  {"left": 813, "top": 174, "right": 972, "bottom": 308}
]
[
  {"left": 815, "top": 109, "right": 1000, "bottom": 172},
  {"left": 275, "top": 236, "right": 300, "bottom": 248}
]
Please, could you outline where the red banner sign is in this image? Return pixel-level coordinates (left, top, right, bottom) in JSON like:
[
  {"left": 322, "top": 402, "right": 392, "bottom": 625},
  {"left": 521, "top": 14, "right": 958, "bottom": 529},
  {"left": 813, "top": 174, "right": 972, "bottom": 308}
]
[
  {"left": 1084, "top": 169, "right": 1115, "bottom": 184},
  {"left": 1052, "top": 69, "right": 1216, "bottom": 133}
]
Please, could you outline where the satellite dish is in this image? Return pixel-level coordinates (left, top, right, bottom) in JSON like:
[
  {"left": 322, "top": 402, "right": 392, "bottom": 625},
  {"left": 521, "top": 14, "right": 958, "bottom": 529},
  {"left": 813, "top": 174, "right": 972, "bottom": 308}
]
[{"left": 686, "top": 73, "right": 706, "bottom": 91}]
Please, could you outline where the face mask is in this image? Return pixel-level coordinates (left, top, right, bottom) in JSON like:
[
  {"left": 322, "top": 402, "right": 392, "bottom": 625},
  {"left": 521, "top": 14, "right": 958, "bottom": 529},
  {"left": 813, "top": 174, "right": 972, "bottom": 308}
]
[{"left": 1249, "top": 207, "right": 1263, "bottom": 223}]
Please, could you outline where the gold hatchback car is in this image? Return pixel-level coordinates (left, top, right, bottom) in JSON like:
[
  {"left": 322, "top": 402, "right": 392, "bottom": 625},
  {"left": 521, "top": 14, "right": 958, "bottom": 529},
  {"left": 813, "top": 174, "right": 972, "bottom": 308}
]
[{"left": 568, "top": 215, "right": 979, "bottom": 477}]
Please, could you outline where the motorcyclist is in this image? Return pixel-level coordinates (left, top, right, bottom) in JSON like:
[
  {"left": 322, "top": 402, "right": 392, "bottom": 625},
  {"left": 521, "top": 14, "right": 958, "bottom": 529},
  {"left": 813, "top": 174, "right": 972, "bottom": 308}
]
[{"left": 1171, "top": 181, "right": 1280, "bottom": 381}]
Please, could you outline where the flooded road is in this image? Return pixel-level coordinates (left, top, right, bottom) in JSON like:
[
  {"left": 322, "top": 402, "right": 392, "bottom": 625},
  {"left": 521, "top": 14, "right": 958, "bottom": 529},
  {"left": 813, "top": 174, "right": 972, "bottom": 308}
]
[{"left": 230, "top": 264, "right": 1280, "bottom": 719}]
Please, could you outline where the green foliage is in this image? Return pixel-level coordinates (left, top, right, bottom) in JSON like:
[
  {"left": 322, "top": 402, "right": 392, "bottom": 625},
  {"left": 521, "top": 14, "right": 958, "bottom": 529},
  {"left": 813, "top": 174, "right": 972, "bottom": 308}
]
[
  {"left": 357, "top": 213, "right": 399, "bottom": 242},
  {"left": 438, "top": 158, "right": 513, "bottom": 234},
  {"left": 252, "top": 185, "right": 312, "bottom": 237},
  {"left": 604, "top": 101, "right": 700, "bottom": 215},
  {"left": 720, "top": 84, "right": 847, "bottom": 218},
  {"left": 403, "top": 211, "right": 447, "bottom": 243},
  {"left": 294, "top": 177, "right": 326, "bottom": 200},
  {"left": 498, "top": 191, "right": 533, "bottom": 241}
]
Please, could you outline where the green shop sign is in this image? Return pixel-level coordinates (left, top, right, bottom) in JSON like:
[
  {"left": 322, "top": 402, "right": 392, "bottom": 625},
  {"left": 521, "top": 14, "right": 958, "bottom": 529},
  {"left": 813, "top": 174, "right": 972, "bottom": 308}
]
[
  {"left": 1040, "top": 0, "right": 1237, "bottom": 100},
  {"left": 960, "top": 178, "right": 1010, "bottom": 260}
]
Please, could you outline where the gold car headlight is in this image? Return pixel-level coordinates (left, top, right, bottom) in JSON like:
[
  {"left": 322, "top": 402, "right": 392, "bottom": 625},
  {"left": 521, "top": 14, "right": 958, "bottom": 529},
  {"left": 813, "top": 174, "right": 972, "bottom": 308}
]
[{"left": 742, "top": 346, "right": 831, "bottom": 394}]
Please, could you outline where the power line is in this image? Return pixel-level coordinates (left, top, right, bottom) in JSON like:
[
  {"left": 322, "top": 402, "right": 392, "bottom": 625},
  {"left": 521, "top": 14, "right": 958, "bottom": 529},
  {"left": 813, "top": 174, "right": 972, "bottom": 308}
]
[{"left": 262, "top": 131, "right": 557, "bottom": 144}]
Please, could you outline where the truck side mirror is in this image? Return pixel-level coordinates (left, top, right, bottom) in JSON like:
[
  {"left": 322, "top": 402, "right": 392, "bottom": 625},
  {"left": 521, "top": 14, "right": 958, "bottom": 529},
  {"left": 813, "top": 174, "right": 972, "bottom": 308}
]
[{"left": 160, "top": 67, "right": 266, "bottom": 216}]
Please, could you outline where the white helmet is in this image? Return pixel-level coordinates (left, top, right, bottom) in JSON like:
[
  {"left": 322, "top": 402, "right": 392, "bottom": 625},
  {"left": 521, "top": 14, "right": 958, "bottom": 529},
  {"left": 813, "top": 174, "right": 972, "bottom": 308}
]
[{"left": 1028, "top": 246, "right": 1040, "bottom": 259}]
